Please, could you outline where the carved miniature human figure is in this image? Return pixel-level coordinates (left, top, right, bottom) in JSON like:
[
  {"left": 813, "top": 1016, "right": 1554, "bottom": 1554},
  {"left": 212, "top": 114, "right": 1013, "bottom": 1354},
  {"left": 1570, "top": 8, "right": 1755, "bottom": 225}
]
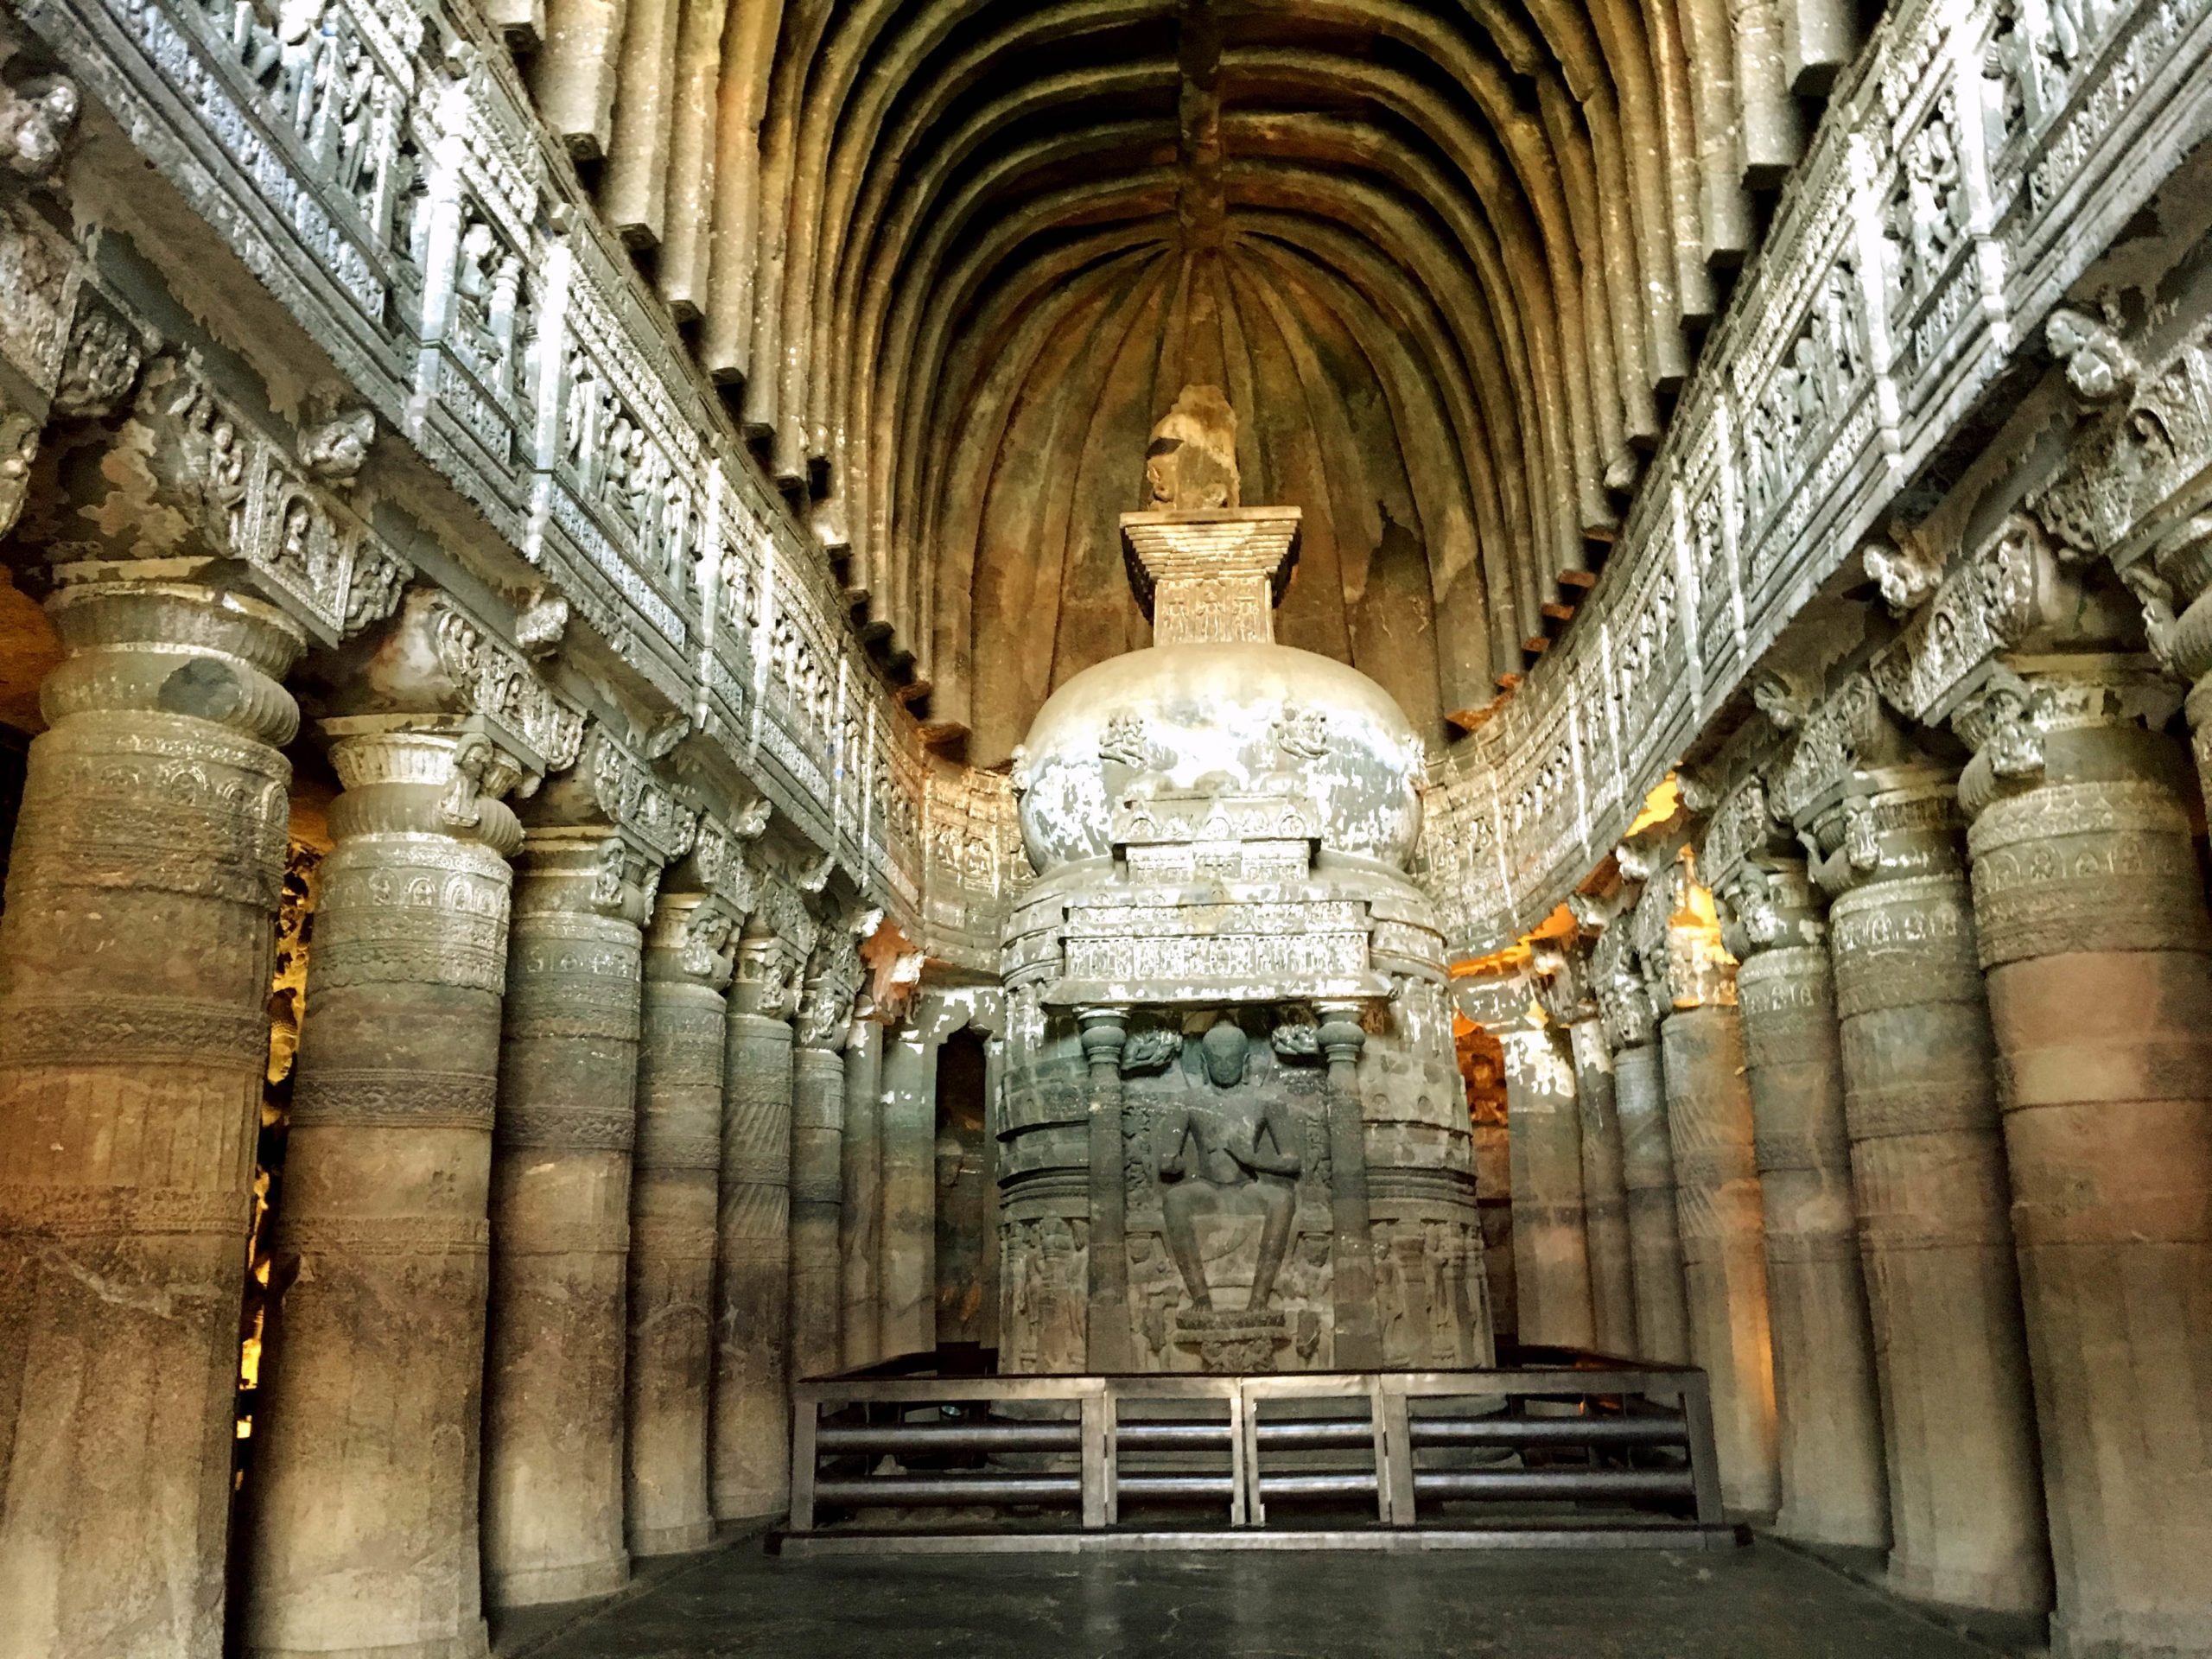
[{"left": 1154, "top": 1021, "right": 1302, "bottom": 1313}]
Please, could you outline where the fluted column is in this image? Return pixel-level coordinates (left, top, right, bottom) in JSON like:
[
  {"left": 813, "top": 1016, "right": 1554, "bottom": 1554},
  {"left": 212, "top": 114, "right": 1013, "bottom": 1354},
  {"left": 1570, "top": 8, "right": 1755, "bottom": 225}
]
[
  {"left": 1497, "top": 1014, "right": 1595, "bottom": 1348},
  {"left": 1719, "top": 858, "right": 1887, "bottom": 1550},
  {"left": 839, "top": 1019, "right": 885, "bottom": 1369},
  {"left": 484, "top": 826, "right": 654, "bottom": 1605},
  {"left": 1653, "top": 891, "right": 1781, "bottom": 1518},
  {"left": 1562, "top": 1018, "right": 1637, "bottom": 1354},
  {"left": 1956, "top": 664, "right": 2212, "bottom": 1658},
  {"left": 0, "top": 577, "right": 302, "bottom": 1659},
  {"left": 626, "top": 892, "right": 732, "bottom": 1558},
  {"left": 1799, "top": 756, "right": 2049, "bottom": 1615},
  {"left": 712, "top": 926, "right": 798, "bottom": 1520},
  {"left": 245, "top": 717, "right": 527, "bottom": 1659}
]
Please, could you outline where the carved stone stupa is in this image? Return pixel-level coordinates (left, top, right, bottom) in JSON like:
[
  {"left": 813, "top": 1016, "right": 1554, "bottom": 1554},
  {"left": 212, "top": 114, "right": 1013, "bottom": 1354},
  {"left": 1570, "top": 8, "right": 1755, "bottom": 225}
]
[{"left": 999, "top": 387, "right": 1494, "bottom": 1374}]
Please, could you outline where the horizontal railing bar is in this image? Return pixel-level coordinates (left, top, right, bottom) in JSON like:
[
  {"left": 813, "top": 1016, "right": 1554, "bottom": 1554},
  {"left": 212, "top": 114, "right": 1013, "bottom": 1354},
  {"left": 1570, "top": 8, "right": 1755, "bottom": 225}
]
[
  {"left": 1255, "top": 1473, "right": 1381, "bottom": 1497},
  {"left": 1114, "top": 1423, "right": 1235, "bottom": 1448},
  {"left": 1252, "top": 1421, "right": 1376, "bottom": 1446},
  {"left": 1115, "top": 1475, "right": 1239, "bottom": 1498},
  {"left": 1408, "top": 1417, "right": 1686, "bottom": 1446},
  {"left": 811, "top": 1477, "right": 1083, "bottom": 1504},
  {"left": 815, "top": 1425, "right": 1078, "bottom": 1452},
  {"left": 1412, "top": 1470, "right": 1695, "bottom": 1499}
]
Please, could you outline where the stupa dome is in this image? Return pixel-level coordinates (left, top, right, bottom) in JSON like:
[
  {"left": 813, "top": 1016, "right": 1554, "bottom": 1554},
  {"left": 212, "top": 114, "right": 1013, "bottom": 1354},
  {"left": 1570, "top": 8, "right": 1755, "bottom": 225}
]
[{"left": 1015, "top": 640, "right": 1425, "bottom": 876}]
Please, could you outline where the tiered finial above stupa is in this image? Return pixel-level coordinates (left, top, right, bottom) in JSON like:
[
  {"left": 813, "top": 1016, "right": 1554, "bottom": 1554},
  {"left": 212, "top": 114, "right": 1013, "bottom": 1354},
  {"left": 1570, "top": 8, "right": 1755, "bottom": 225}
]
[{"left": 1122, "top": 384, "right": 1300, "bottom": 647}]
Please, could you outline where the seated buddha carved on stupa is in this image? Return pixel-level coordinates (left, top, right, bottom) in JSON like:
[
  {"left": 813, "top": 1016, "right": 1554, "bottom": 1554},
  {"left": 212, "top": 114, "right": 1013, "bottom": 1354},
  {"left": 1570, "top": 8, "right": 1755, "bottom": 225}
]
[{"left": 1155, "top": 1022, "right": 1301, "bottom": 1321}]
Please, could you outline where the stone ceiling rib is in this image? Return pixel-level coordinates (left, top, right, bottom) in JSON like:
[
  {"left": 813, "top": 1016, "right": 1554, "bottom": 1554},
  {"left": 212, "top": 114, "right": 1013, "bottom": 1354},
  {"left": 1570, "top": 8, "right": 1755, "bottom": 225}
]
[{"left": 498, "top": 0, "right": 1842, "bottom": 746}]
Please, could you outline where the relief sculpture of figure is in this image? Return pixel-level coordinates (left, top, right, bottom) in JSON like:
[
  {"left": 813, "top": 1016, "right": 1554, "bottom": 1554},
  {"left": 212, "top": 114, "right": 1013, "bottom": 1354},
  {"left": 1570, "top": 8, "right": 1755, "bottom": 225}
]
[{"left": 1154, "top": 1021, "right": 1300, "bottom": 1313}]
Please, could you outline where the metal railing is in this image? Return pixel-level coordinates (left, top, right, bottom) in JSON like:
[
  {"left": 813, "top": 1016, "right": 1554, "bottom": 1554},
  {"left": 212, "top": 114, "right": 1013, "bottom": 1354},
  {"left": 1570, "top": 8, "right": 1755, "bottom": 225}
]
[{"left": 778, "top": 1351, "right": 1737, "bottom": 1553}]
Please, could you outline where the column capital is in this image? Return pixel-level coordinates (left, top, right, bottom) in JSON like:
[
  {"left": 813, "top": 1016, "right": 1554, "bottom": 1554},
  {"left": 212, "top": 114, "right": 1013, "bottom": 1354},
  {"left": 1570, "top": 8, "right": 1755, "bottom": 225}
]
[
  {"left": 1952, "top": 656, "right": 2183, "bottom": 819},
  {"left": 1630, "top": 851, "right": 1737, "bottom": 1011},
  {"left": 1314, "top": 999, "right": 1368, "bottom": 1065},
  {"left": 320, "top": 714, "right": 531, "bottom": 856},
  {"left": 795, "top": 902, "right": 876, "bottom": 1051},
  {"left": 645, "top": 890, "right": 739, "bottom": 989},
  {"left": 1075, "top": 1005, "right": 1128, "bottom": 1066},
  {"left": 1712, "top": 858, "right": 1827, "bottom": 959},
  {"left": 511, "top": 822, "right": 664, "bottom": 925},
  {"left": 35, "top": 571, "right": 305, "bottom": 747}
]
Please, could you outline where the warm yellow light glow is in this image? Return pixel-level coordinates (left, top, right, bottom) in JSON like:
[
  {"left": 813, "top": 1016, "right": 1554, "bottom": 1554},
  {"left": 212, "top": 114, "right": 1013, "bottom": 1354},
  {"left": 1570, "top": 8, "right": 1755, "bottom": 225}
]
[{"left": 1624, "top": 774, "right": 1681, "bottom": 836}]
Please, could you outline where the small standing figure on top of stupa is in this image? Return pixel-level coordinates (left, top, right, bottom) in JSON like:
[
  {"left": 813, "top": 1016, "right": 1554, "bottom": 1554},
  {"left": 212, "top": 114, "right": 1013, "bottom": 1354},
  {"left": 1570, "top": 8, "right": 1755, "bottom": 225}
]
[{"left": 1143, "top": 384, "right": 1241, "bottom": 511}]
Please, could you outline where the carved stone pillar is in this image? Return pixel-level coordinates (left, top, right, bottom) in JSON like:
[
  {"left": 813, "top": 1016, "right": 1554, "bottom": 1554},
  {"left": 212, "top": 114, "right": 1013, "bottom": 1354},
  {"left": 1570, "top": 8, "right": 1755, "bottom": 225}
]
[
  {"left": 1496, "top": 1011, "right": 1595, "bottom": 1349},
  {"left": 1955, "top": 661, "right": 2212, "bottom": 1657},
  {"left": 1592, "top": 917, "right": 1691, "bottom": 1363},
  {"left": 483, "top": 823, "right": 658, "bottom": 1606},
  {"left": 839, "top": 1019, "right": 885, "bottom": 1369},
  {"left": 626, "top": 891, "right": 732, "bottom": 1559},
  {"left": 1077, "top": 1007, "right": 1133, "bottom": 1370},
  {"left": 1318, "top": 1004, "right": 1382, "bottom": 1368},
  {"left": 1536, "top": 944, "right": 1637, "bottom": 1354},
  {"left": 879, "top": 1010, "right": 941, "bottom": 1361},
  {"left": 1642, "top": 856, "right": 1779, "bottom": 1517},
  {"left": 245, "top": 716, "right": 531, "bottom": 1659},
  {"left": 788, "top": 1043, "right": 844, "bottom": 1378},
  {"left": 1780, "top": 678, "right": 2049, "bottom": 1616},
  {"left": 0, "top": 576, "right": 301, "bottom": 1659},
  {"left": 790, "top": 917, "right": 865, "bottom": 1381},
  {"left": 1563, "top": 1020, "right": 1637, "bottom": 1354},
  {"left": 712, "top": 923, "right": 799, "bottom": 1520},
  {"left": 1714, "top": 855, "right": 1887, "bottom": 1551}
]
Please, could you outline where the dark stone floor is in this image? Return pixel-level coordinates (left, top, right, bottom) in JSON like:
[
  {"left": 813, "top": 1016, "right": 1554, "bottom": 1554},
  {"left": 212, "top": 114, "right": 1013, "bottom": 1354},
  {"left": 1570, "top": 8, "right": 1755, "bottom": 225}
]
[{"left": 503, "top": 1537, "right": 2015, "bottom": 1659}]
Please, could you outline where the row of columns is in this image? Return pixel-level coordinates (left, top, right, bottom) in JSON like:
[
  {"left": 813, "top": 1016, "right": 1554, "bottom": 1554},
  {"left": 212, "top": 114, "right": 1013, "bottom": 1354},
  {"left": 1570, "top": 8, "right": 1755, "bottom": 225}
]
[
  {"left": 0, "top": 575, "right": 932, "bottom": 1659},
  {"left": 1482, "top": 635, "right": 2212, "bottom": 1655}
]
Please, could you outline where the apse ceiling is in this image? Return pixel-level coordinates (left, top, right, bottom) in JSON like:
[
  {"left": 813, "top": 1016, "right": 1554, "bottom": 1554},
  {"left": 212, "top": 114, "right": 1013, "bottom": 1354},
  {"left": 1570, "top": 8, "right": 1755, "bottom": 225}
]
[{"left": 511, "top": 0, "right": 1851, "bottom": 764}]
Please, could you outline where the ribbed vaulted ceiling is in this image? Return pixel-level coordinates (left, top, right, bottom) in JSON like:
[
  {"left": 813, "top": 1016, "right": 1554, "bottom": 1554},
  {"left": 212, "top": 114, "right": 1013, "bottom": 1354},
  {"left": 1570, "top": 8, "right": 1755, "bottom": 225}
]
[{"left": 509, "top": 0, "right": 1853, "bottom": 763}]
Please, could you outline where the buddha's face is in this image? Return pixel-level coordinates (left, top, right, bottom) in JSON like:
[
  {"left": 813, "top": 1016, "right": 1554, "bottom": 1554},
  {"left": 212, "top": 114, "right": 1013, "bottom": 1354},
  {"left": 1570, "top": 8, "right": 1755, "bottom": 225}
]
[{"left": 1201, "top": 1023, "right": 1247, "bottom": 1087}]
